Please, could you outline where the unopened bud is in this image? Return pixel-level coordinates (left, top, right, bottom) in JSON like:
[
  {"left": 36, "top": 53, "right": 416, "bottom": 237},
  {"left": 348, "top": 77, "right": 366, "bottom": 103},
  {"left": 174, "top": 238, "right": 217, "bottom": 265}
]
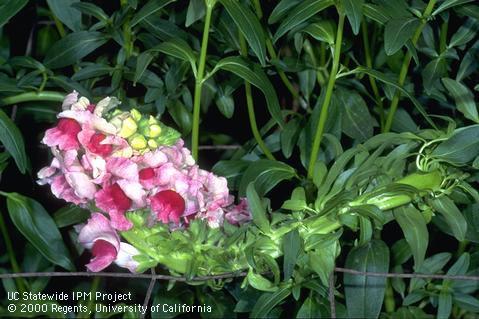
[
  {"left": 129, "top": 134, "right": 147, "bottom": 150},
  {"left": 149, "top": 124, "right": 161, "bottom": 138},
  {"left": 130, "top": 108, "right": 142, "bottom": 122},
  {"left": 148, "top": 139, "right": 158, "bottom": 149},
  {"left": 148, "top": 115, "right": 158, "bottom": 125},
  {"left": 118, "top": 117, "right": 138, "bottom": 138}
]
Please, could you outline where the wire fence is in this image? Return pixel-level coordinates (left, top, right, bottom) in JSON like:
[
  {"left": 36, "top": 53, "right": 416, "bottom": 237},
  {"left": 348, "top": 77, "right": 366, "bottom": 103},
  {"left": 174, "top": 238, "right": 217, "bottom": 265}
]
[{"left": 2, "top": 267, "right": 479, "bottom": 319}]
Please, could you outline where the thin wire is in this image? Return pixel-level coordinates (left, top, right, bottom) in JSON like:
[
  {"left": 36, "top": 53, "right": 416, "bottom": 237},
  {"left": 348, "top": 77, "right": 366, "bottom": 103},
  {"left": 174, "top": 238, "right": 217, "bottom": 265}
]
[
  {"left": 0, "top": 271, "right": 248, "bottom": 281},
  {"left": 334, "top": 267, "right": 479, "bottom": 280}
]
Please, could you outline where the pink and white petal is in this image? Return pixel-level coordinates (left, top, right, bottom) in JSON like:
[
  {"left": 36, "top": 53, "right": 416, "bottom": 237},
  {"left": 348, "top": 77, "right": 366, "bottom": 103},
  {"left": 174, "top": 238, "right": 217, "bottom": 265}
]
[
  {"left": 65, "top": 172, "right": 97, "bottom": 200},
  {"left": 78, "top": 213, "right": 120, "bottom": 250},
  {"left": 138, "top": 149, "right": 168, "bottom": 167},
  {"left": 42, "top": 127, "right": 78, "bottom": 150},
  {"left": 85, "top": 243, "right": 117, "bottom": 272},
  {"left": 117, "top": 179, "right": 146, "bottom": 208},
  {"left": 114, "top": 243, "right": 140, "bottom": 273},
  {"left": 204, "top": 208, "right": 224, "bottom": 228},
  {"left": 156, "top": 163, "right": 180, "bottom": 186},
  {"left": 37, "top": 165, "right": 57, "bottom": 181},
  {"left": 106, "top": 157, "right": 139, "bottom": 181},
  {"left": 62, "top": 91, "right": 78, "bottom": 110}
]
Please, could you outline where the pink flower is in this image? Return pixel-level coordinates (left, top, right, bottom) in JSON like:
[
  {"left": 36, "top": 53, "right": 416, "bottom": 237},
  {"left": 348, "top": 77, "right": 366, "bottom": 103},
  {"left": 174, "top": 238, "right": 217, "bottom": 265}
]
[
  {"left": 139, "top": 167, "right": 158, "bottom": 189},
  {"left": 51, "top": 175, "right": 86, "bottom": 205},
  {"left": 225, "top": 198, "right": 252, "bottom": 225},
  {"left": 78, "top": 213, "right": 139, "bottom": 272},
  {"left": 87, "top": 133, "right": 113, "bottom": 157},
  {"left": 95, "top": 183, "right": 132, "bottom": 230},
  {"left": 42, "top": 118, "right": 82, "bottom": 150},
  {"left": 150, "top": 190, "right": 185, "bottom": 224}
]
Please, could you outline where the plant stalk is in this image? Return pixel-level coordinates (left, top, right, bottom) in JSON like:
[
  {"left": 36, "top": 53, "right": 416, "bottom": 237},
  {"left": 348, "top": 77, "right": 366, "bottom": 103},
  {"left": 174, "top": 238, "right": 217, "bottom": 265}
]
[
  {"left": 191, "top": 2, "right": 215, "bottom": 160},
  {"left": 239, "top": 34, "right": 275, "bottom": 160},
  {"left": 307, "top": 13, "right": 345, "bottom": 179},
  {"left": 361, "top": 21, "right": 384, "bottom": 129},
  {"left": 0, "top": 91, "right": 65, "bottom": 106},
  {"left": 383, "top": 0, "right": 438, "bottom": 133}
]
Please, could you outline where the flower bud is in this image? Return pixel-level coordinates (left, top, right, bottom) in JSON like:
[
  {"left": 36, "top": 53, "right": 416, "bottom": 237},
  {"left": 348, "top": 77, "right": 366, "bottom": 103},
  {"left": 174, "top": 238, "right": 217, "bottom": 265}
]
[
  {"left": 147, "top": 139, "right": 158, "bottom": 149},
  {"left": 118, "top": 117, "right": 137, "bottom": 138},
  {"left": 130, "top": 108, "right": 142, "bottom": 122},
  {"left": 148, "top": 124, "right": 162, "bottom": 138},
  {"left": 148, "top": 115, "right": 158, "bottom": 125},
  {"left": 129, "top": 134, "right": 147, "bottom": 150}
]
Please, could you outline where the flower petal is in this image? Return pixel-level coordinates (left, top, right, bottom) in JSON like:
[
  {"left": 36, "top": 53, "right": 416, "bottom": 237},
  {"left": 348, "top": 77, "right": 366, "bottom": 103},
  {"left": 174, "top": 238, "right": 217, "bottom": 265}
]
[
  {"left": 86, "top": 239, "right": 118, "bottom": 272},
  {"left": 114, "top": 243, "right": 140, "bottom": 273}
]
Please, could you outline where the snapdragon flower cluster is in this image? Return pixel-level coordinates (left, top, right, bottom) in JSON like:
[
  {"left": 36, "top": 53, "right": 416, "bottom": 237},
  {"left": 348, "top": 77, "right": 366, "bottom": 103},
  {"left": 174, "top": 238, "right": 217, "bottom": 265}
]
[{"left": 37, "top": 91, "right": 251, "bottom": 273}]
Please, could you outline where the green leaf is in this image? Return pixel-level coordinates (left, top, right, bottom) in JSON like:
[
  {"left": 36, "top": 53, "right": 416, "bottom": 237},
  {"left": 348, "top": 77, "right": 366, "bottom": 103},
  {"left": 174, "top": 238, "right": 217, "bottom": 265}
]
[
  {"left": 362, "top": 3, "right": 389, "bottom": 25},
  {"left": 344, "top": 240, "right": 389, "bottom": 319},
  {"left": 422, "top": 58, "right": 447, "bottom": 93},
  {"left": 0, "top": 0, "right": 28, "bottom": 28},
  {"left": 53, "top": 205, "right": 90, "bottom": 228},
  {"left": 393, "top": 205, "right": 428, "bottom": 269},
  {"left": 215, "top": 88, "right": 235, "bottom": 119},
  {"left": 47, "top": 0, "right": 82, "bottom": 32},
  {"left": 296, "top": 296, "right": 323, "bottom": 318},
  {"left": 239, "top": 159, "right": 296, "bottom": 197},
  {"left": 139, "top": 38, "right": 198, "bottom": 81},
  {"left": 71, "top": 2, "right": 109, "bottom": 21},
  {"left": 432, "top": 0, "right": 475, "bottom": 16},
  {"left": 220, "top": 0, "right": 267, "bottom": 66},
  {"left": 442, "top": 78, "right": 478, "bottom": 123},
  {"left": 131, "top": 0, "right": 177, "bottom": 27},
  {"left": 302, "top": 20, "right": 336, "bottom": 44},
  {"left": 432, "top": 125, "right": 479, "bottom": 165},
  {"left": 0, "top": 109, "right": 28, "bottom": 174},
  {"left": 449, "top": 19, "right": 478, "bottom": 47},
  {"left": 250, "top": 287, "right": 291, "bottom": 318},
  {"left": 9, "top": 56, "right": 46, "bottom": 70},
  {"left": 454, "top": 294, "right": 479, "bottom": 312},
  {"left": 166, "top": 100, "right": 192, "bottom": 135},
  {"left": 280, "top": 117, "right": 301, "bottom": 158},
  {"left": 72, "top": 64, "right": 113, "bottom": 81},
  {"left": 44, "top": 31, "right": 108, "bottom": 69},
  {"left": 430, "top": 197, "right": 467, "bottom": 241},
  {"left": 352, "top": 67, "right": 437, "bottom": 129},
  {"left": 273, "top": 0, "right": 335, "bottom": 42},
  {"left": 3, "top": 193, "right": 74, "bottom": 270},
  {"left": 247, "top": 271, "right": 277, "bottom": 292},
  {"left": 438, "top": 290, "right": 452, "bottom": 319},
  {"left": 336, "top": 88, "right": 373, "bottom": 142},
  {"left": 185, "top": 0, "right": 205, "bottom": 27},
  {"left": 246, "top": 183, "right": 270, "bottom": 234},
  {"left": 213, "top": 56, "right": 283, "bottom": 128},
  {"left": 384, "top": 17, "right": 420, "bottom": 56},
  {"left": 309, "top": 241, "right": 338, "bottom": 286},
  {"left": 283, "top": 229, "right": 301, "bottom": 280},
  {"left": 269, "top": 0, "right": 302, "bottom": 24},
  {"left": 342, "top": 0, "right": 364, "bottom": 35}
]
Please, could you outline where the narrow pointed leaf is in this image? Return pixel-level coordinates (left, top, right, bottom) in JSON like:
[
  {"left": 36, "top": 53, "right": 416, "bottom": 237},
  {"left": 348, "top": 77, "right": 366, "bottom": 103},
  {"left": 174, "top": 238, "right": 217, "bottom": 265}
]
[
  {"left": 131, "top": 0, "right": 177, "bottom": 26},
  {"left": 0, "top": 109, "right": 28, "bottom": 174},
  {"left": 220, "top": 0, "right": 266, "bottom": 65}
]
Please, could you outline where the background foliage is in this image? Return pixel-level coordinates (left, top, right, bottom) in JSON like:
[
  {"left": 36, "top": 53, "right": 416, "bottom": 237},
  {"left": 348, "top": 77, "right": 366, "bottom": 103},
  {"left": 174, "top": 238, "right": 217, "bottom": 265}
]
[{"left": 1, "top": 0, "right": 479, "bottom": 318}]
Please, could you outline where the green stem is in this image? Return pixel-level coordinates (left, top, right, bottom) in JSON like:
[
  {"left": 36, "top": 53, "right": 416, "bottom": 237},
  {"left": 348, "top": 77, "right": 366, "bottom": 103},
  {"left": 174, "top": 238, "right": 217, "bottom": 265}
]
[
  {"left": 0, "top": 209, "right": 27, "bottom": 293},
  {"left": 239, "top": 34, "right": 275, "bottom": 160},
  {"left": 439, "top": 20, "right": 448, "bottom": 53},
  {"left": 82, "top": 277, "right": 101, "bottom": 318},
  {"left": 362, "top": 21, "right": 384, "bottom": 129},
  {"left": 0, "top": 91, "right": 65, "bottom": 106},
  {"left": 383, "top": 0, "right": 438, "bottom": 133},
  {"left": 307, "top": 13, "right": 345, "bottom": 179},
  {"left": 252, "top": 0, "right": 263, "bottom": 20},
  {"left": 304, "top": 40, "right": 326, "bottom": 87},
  {"left": 191, "top": 2, "right": 215, "bottom": 160},
  {"left": 385, "top": 279, "right": 396, "bottom": 313}
]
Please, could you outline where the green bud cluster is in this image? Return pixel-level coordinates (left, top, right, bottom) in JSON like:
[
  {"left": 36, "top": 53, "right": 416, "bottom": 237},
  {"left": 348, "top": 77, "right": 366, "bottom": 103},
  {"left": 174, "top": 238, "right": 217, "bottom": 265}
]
[{"left": 108, "top": 108, "right": 180, "bottom": 152}]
